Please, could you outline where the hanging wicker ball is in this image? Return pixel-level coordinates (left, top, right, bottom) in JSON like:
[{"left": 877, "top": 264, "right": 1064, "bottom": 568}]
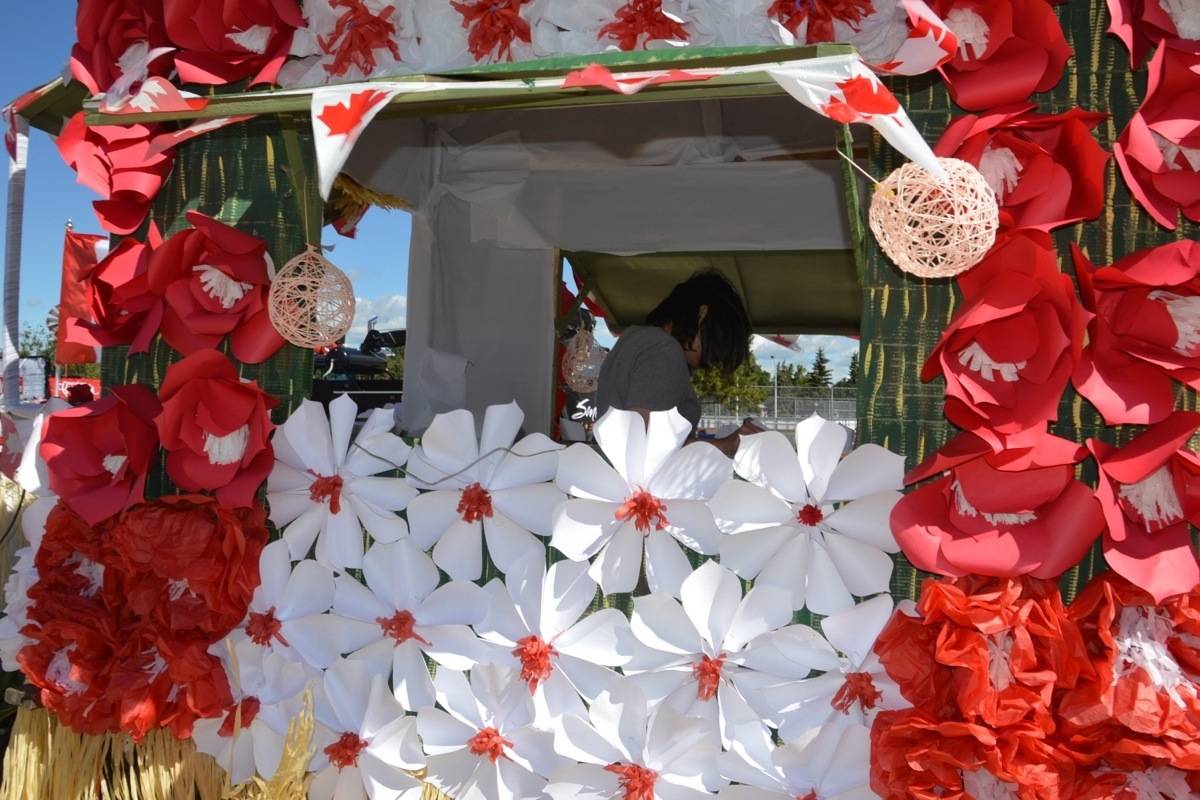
[
  {"left": 268, "top": 245, "right": 356, "bottom": 349},
  {"left": 563, "top": 328, "right": 604, "bottom": 393},
  {"left": 869, "top": 157, "right": 999, "bottom": 279}
]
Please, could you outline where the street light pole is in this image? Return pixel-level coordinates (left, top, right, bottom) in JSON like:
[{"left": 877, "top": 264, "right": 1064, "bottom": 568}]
[{"left": 773, "top": 359, "right": 779, "bottom": 430}]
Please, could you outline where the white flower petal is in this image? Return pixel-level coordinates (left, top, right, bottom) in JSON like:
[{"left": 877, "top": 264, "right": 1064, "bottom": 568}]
[
  {"left": 344, "top": 407, "right": 412, "bottom": 476},
  {"left": 645, "top": 704, "right": 710, "bottom": 773},
  {"left": 390, "top": 640, "right": 437, "bottom": 712},
  {"left": 333, "top": 574, "right": 392, "bottom": 623},
  {"left": 324, "top": 658, "right": 372, "bottom": 733},
  {"left": 541, "top": 560, "right": 597, "bottom": 641},
  {"left": 681, "top": 562, "right": 741, "bottom": 654},
  {"left": 821, "top": 532, "right": 894, "bottom": 599},
  {"left": 631, "top": 594, "right": 702, "bottom": 656},
  {"left": 795, "top": 416, "right": 851, "bottom": 501},
  {"left": 478, "top": 578, "right": 532, "bottom": 645},
  {"left": 418, "top": 581, "right": 490, "bottom": 627},
  {"left": 362, "top": 674, "right": 407, "bottom": 739},
  {"left": 551, "top": 499, "right": 621, "bottom": 561},
  {"left": 347, "top": 476, "right": 419, "bottom": 512},
  {"left": 432, "top": 520, "right": 483, "bottom": 582},
  {"left": 822, "top": 445, "right": 905, "bottom": 504},
  {"left": 281, "top": 505, "right": 324, "bottom": 561},
  {"left": 478, "top": 402, "right": 525, "bottom": 482},
  {"left": 279, "top": 560, "right": 335, "bottom": 618},
  {"left": 406, "top": 490, "right": 462, "bottom": 550},
  {"left": 488, "top": 432, "right": 561, "bottom": 491},
  {"left": 482, "top": 513, "right": 545, "bottom": 574},
  {"left": 765, "top": 672, "right": 845, "bottom": 739},
  {"left": 328, "top": 394, "right": 358, "bottom": 471},
  {"left": 256, "top": 540, "right": 293, "bottom": 608},
  {"left": 643, "top": 409, "right": 694, "bottom": 485},
  {"left": 588, "top": 680, "right": 648, "bottom": 761},
  {"left": 756, "top": 534, "right": 811, "bottom": 612},
  {"left": 724, "top": 585, "right": 794, "bottom": 653},
  {"left": 251, "top": 719, "right": 286, "bottom": 781},
  {"left": 664, "top": 500, "right": 722, "bottom": 555},
  {"left": 363, "top": 539, "right": 439, "bottom": 614},
  {"left": 719, "top": 526, "right": 794, "bottom": 581},
  {"left": 556, "top": 609, "right": 633, "bottom": 667},
  {"left": 544, "top": 764, "right": 620, "bottom": 800},
  {"left": 425, "top": 749, "right": 488, "bottom": 799},
  {"left": 709, "top": 480, "right": 794, "bottom": 533},
  {"left": 589, "top": 522, "right": 645, "bottom": 596},
  {"left": 821, "top": 595, "right": 895, "bottom": 668},
  {"left": 416, "top": 408, "right": 481, "bottom": 485},
  {"left": 308, "top": 765, "right": 339, "bottom": 800},
  {"left": 534, "top": 668, "right": 589, "bottom": 724},
  {"left": 594, "top": 408, "right": 651, "bottom": 488},
  {"left": 644, "top": 532, "right": 694, "bottom": 598},
  {"left": 556, "top": 654, "right": 621, "bottom": 705},
  {"left": 735, "top": 432, "right": 808, "bottom": 503},
  {"left": 417, "top": 707, "right": 474, "bottom": 755},
  {"left": 315, "top": 505, "right": 366, "bottom": 570},
  {"left": 360, "top": 751, "right": 425, "bottom": 798},
  {"left": 492, "top": 482, "right": 566, "bottom": 537},
  {"left": 803, "top": 539, "right": 855, "bottom": 616},
  {"left": 433, "top": 668, "right": 485, "bottom": 730},
  {"left": 424, "top": 624, "right": 496, "bottom": 672},
  {"left": 556, "top": 444, "right": 629, "bottom": 503},
  {"left": 505, "top": 725, "right": 567, "bottom": 781},
  {"left": 279, "top": 399, "right": 338, "bottom": 476},
  {"left": 351, "top": 496, "right": 411, "bottom": 544},
  {"left": 647, "top": 443, "right": 733, "bottom": 501},
  {"left": 758, "top": 625, "right": 841, "bottom": 673},
  {"left": 824, "top": 492, "right": 902, "bottom": 552}
]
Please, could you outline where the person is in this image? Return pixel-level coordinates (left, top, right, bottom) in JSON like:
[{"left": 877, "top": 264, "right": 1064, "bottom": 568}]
[{"left": 595, "top": 270, "right": 761, "bottom": 456}]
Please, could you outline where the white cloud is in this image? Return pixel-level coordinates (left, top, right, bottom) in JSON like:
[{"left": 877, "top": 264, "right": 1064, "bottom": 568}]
[
  {"left": 753, "top": 335, "right": 858, "bottom": 380},
  {"left": 347, "top": 294, "right": 407, "bottom": 347}
]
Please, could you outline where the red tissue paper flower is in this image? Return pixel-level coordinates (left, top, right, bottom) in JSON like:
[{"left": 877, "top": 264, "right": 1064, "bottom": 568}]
[
  {"left": 1114, "top": 38, "right": 1200, "bottom": 231},
  {"left": 70, "top": 0, "right": 171, "bottom": 96},
  {"left": 892, "top": 431, "right": 1104, "bottom": 581},
  {"left": 934, "top": 103, "right": 1109, "bottom": 232},
  {"left": 64, "top": 236, "right": 161, "bottom": 354},
  {"left": 1072, "top": 240, "right": 1200, "bottom": 426},
  {"left": 768, "top": 0, "right": 875, "bottom": 44},
  {"left": 148, "top": 211, "right": 284, "bottom": 364},
  {"left": 1085, "top": 411, "right": 1200, "bottom": 604},
  {"left": 156, "top": 350, "right": 277, "bottom": 508},
  {"left": 599, "top": 0, "right": 689, "bottom": 51},
  {"left": 162, "top": 0, "right": 305, "bottom": 85},
  {"left": 56, "top": 112, "right": 174, "bottom": 236},
  {"left": 931, "top": 0, "right": 1071, "bottom": 111},
  {"left": 1107, "top": 0, "right": 1200, "bottom": 70},
  {"left": 451, "top": 0, "right": 532, "bottom": 62},
  {"left": 922, "top": 230, "right": 1089, "bottom": 450},
  {"left": 39, "top": 385, "right": 162, "bottom": 527}
]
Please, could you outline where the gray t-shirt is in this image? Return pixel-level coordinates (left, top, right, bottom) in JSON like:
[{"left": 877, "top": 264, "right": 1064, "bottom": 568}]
[{"left": 596, "top": 325, "right": 701, "bottom": 430}]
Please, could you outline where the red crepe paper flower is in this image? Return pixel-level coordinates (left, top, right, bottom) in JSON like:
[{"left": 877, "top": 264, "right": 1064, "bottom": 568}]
[
  {"left": 934, "top": 103, "right": 1110, "bottom": 232},
  {"left": 931, "top": 0, "right": 1071, "bottom": 111},
  {"left": 599, "top": 0, "right": 689, "bottom": 51},
  {"left": 892, "top": 431, "right": 1104, "bottom": 580},
  {"left": 451, "top": 0, "right": 532, "bottom": 62},
  {"left": 1114, "top": 39, "right": 1200, "bottom": 230},
  {"left": 65, "top": 237, "right": 162, "bottom": 353},
  {"left": 39, "top": 385, "right": 162, "bottom": 527},
  {"left": 70, "top": 0, "right": 171, "bottom": 96},
  {"left": 162, "top": 0, "right": 304, "bottom": 85},
  {"left": 56, "top": 113, "right": 174, "bottom": 236},
  {"left": 768, "top": 0, "right": 875, "bottom": 43},
  {"left": 1085, "top": 412, "right": 1200, "bottom": 604},
  {"left": 1071, "top": 240, "right": 1200, "bottom": 426},
  {"left": 1107, "top": 0, "right": 1200, "bottom": 69},
  {"left": 156, "top": 350, "right": 278, "bottom": 508},
  {"left": 148, "top": 211, "right": 284, "bottom": 364},
  {"left": 318, "top": 0, "right": 402, "bottom": 78},
  {"left": 922, "top": 230, "right": 1090, "bottom": 450}
]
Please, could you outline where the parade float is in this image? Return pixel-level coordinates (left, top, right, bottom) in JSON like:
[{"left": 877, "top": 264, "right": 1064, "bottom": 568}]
[{"left": 0, "top": 0, "right": 1197, "bottom": 798}]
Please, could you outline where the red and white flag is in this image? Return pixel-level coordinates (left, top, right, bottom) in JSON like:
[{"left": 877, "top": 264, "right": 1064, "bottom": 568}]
[
  {"left": 871, "top": 0, "right": 958, "bottom": 77},
  {"left": 56, "top": 230, "right": 109, "bottom": 364},
  {"left": 312, "top": 84, "right": 406, "bottom": 198}
]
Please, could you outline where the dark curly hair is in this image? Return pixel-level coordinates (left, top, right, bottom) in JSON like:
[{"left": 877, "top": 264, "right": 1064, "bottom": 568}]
[{"left": 646, "top": 270, "right": 752, "bottom": 376}]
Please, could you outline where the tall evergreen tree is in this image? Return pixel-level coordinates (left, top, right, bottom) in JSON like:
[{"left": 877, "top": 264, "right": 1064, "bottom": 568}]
[
  {"left": 808, "top": 347, "right": 833, "bottom": 387},
  {"left": 838, "top": 352, "right": 859, "bottom": 386}
]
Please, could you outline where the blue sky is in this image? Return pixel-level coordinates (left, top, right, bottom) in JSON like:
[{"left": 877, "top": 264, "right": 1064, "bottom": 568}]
[{"left": 0, "top": 7, "right": 854, "bottom": 380}]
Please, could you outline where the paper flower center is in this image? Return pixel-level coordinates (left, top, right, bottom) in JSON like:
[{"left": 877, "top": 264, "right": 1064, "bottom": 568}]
[
  {"left": 1149, "top": 290, "right": 1200, "bottom": 355},
  {"left": 962, "top": 769, "right": 1019, "bottom": 800},
  {"left": 944, "top": 7, "right": 989, "bottom": 60},
  {"left": 978, "top": 146, "right": 1022, "bottom": 203},
  {"left": 513, "top": 635, "right": 557, "bottom": 692},
  {"left": 204, "top": 425, "right": 250, "bottom": 466},
  {"left": 769, "top": 0, "right": 874, "bottom": 41},
  {"left": 957, "top": 342, "right": 1026, "bottom": 383},
  {"left": 1161, "top": 0, "right": 1200, "bottom": 44},
  {"left": 66, "top": 552, "right": 105, "bottom": 598},
  {"left": 102, "top": 453, "right": 127, "bottom": 477},
  {"left": 47, "top": 647, "right": 86, "bottom": 696},
  {"left": 318, "top": 0, "right": 401, "bottom": 78},
  {"left": 1114, "top": 605, "right": 1197, "bottom": 709},
  {"left": 246, "top": 607, "right": 290, "bottom": 647},
  {"left": 453, "top": 0, "right": 532, "bottom": 62},
  {"left": 692, "top": 653, "right": 727, "bottom": 701},
  {"left": 951, "top": 480, "right": 1036, "bottom": 527},
  {"left": 457, "top": 483, "right": 494, "bottom": 523},
  {"left": 377, "top": 610, "right": 430, "bottom": 646},
  {"left": 308, "top": 472, "right": 345, "bottom": 515},
  {"left": 987, "top": 631, "right": 1014, "bottom": 692},
  {"left": 599, "top": 0, "right": 688, "bottom": 50},
  {"left": 796, "top": 503, "right": 824, "bottom": 526},
  {"left": 218, "top": 696, "right": 262, "bottom": 737},
  {"left": 325, "top": 731, "right": 369, "bottom": 769},
  {"left": 1151, "top": 131, "right": 1200, "bottom": 172},
  {"left": 604, "top": 762, "right": 658, "bottom": 800},
  {"left": 1118, "top": 465, "right": 1184, "bottom": 530},
  {"left": 616, "top": 489, "right": 670, "bottom": 534},
  {"left": 226, "top": 24, "right": 273, "bottom": 55},
  {"left": 830, "top": 671, "right": 882, "bottom": 713},
  {"left": 467, "top": 726, "right": 511, "bottom": 763},
  {"left": 193, "top": 264, "right": 253, "bottom": 310}
]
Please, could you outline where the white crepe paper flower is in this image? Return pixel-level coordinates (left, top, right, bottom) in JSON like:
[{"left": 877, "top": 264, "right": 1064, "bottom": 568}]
[
  {"left": 405, "top": 402, "right": 563, "bottom": 582},
  {"left": 748, "top": 595, "right": 905, "bottom": 741},
  {"left": 710, "top": 415, "right": 903, "bottom": 615},
  {"left": 309, "top": 658, "right": 427, "bottom": 800},
  {"left": 546, "top": 679, "right": 726, "bottom": 800},
  {"left": 192, "top": 637, "right": 311, "bottom": 786},
  {"left": 475, "top": 550, "right": 636, "bottom": 723},
  {"left": 552, "top": 408, "right": 732, "bottom": 597},
  {"left": 269, "top": 396, "right": 417, "bottom": 571},
  {"left": 625, "top": 561, "right": 837, "bottom": 751},
  {"left": 417, "top": 663, "right": 569, "bottom": 800},
  {"left": 334, "top": 538, "right": 492, "bottom": 711},
  {"left": 718, "top": 720, "right": 873, "bottom": 800},
  {"left": 0, "top": 498, "right": 55, "bottom": 671},
  {"left": 15, "top": 399, "right": 69, "bottom": 497}
]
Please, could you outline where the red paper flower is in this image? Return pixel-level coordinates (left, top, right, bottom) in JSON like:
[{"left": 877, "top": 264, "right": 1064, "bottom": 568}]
[
  {"left": 1107, "top": 0, "right": 1200, "bottom": 69},
  {"left": 931, "top": 0, "right": 1071, "bottom": 110},
  {"left": 451, "top": 0, "right": 532, "bottom": 62},
  {"left": 922, "top": 230, "right": 1090, "bottom": 450},
  {"left": 162, "top": 0, "right": 304, "bottom": 85},
  {"left": 934, "top": 103, "right": 1109, "bottom": 232},
  {"left": 1071, "top": 240, "right": 1200, "bottom": 426},
  {"left": 156, "top": 350, "right": 277, "bottom": 508},
  {"left": 65, "top": 237, "right": 162, "bottom": 353},
  {"left": 768, "top": 0, "right": 875, "bottom": 43},
  {"left": 39, "top": 385, "right": 161, "bottom": 527},
  {"left": 147, "top": 211, "right": 284, "bottom": 364},
  {"left": 1085, "top": 412, "right": 1200, "bottom": 604},
  {"left": 317, "top": 0, "right": 402, "bottom": 78},
  {"left": 56, "top": 113, "right": 174, "bottom": 236},
  {"left": 70, "top": 0, "right": 171, "bottom": 96},
  {"left": 1114, "top": 39, "right": 1200, "bottom": 230},
  {"left": 599, "top": 0, "right": 689, "bottom": 51},
  {"left": 893, "top": 431, "right": 1104, "bottom": 580}
]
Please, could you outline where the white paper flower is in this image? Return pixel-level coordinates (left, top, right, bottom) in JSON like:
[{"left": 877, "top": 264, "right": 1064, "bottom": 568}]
[
  {"left": 475, "top": 550, "right": 636, "bottom": 723},
  {"left": 192, "top": 637, "right": 311, "bottom": 786},
  {"left": 0, "top": 498, "right": 55, "bottom": 671},
  {"left": 624, "top": 561, "right": 834, "bottom": 750},
  {"left": 546, "top": 679, "right": 726, "bottom": 800},
  {"left": 711, "top": 415, "right": 903, "bottom": 615},
  {"left": 309, "top": 658, "right": 427, "bottom": 800},
  {"left": 748, "top": 595, "right": 905, "bottom": 741},
  {"left": 417, "top": 663, "right": 568, "bottom": 800},
  {"left": 269, "top": 396, "right": 416, "bottom": 571},
  {"left": 532, "top": 0, "right": 624, "bottom": 56},
  {"left": 718, "top": 721, "right": 873, "bottom": 800},
  {"left": 406, "top": 402, "right": 563, "bottom": 582},
  {"left": 553, "top": 408, "right": 732, "bottom": 596},
  {"left": 334, "top": 538, "right": 491, "bottom": 711},
  {"left": 15, "top": 399, "right": 69, "bottom": 496}
]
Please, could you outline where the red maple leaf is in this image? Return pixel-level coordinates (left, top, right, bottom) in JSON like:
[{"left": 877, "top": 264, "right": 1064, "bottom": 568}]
[
  {"left": 317, "top": 89, "right": 390, "bottom": 136},
  {"left": 820, "top": 97, "right": 860, "bottom": 124},
  {"left": 836, "top": 75, "right": 901, "bottom": 117}
]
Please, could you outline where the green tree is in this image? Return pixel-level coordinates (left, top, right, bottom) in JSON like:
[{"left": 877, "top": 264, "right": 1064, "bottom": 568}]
[
  {"left": 837, "top": 352, "right": 859, "bottom": 387},
  {"left": 693, "top": 359, "right": 769, "bottom": 410},
  {"left": 776, "top": 362, "right": 808, "bottom": 387},
  {"left": 385, "top": 347, "right": 405, "bottom": 381},
  {"left": 21, "top": 323, "right": 101, "bottom": 378},
  {"left": 808, "top": 347, "right": 833, "bottom": 388}
]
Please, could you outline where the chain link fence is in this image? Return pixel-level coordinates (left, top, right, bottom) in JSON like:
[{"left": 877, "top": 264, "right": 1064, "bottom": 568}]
[{"left": 699, "top": 386, "right": 858, "bottom": 431}]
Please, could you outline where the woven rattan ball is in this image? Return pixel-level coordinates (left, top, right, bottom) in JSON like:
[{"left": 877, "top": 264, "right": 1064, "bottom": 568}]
[
  {"left": 869, "top": 157, "right": 999, "bottom": 279},
  {"left": 563, "top": 329, "right": 603, "bottom": 393},
  {"left": 268, "top": 245, "right": 356, "bottom": 349}
]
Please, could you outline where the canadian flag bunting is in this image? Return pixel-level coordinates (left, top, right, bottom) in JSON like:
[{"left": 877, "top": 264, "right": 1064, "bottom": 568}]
[
  {"left": 312, "top": 84, "right": 406, "bottom": 198},
  {"left": 872, "top": 0, "right": 958, "bottom": 76},
  {"left": 100, "top": 76, "right": 209, "bottom": 116}
]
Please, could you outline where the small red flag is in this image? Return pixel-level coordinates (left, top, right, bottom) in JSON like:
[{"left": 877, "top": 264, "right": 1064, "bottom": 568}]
[{"left": 56, "top": 230, "right": 107, "bottom": 364}]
